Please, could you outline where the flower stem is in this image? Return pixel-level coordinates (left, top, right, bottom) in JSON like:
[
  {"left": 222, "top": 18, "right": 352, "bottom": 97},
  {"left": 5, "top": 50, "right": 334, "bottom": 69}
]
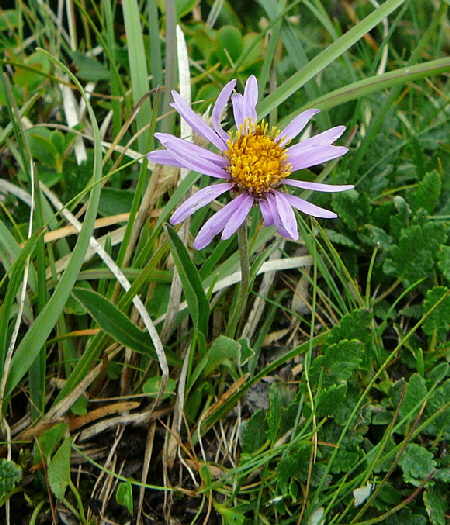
[{"left": 226, "top": 224, "right": 250, "bottom": 339}]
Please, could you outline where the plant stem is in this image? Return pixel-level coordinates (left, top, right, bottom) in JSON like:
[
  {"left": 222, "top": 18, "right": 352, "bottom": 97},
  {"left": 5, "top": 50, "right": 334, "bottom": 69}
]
[{"left": 226, "top": 224, "right": 250, "bottom": 339}]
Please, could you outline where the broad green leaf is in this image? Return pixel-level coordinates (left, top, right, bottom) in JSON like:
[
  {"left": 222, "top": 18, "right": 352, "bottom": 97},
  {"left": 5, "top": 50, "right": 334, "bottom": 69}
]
[
  {"left": 142, "top": 376, "right": 176, "bottom": 400},
  {"left": 398, "top": 443, "right": 436, "bottom": 487},
  {"left": 70, "top": 51, "right": 110, "bottom": 81},
  {"left": 190, "top": 336, "right": 240, "bottom": 389},
  {"left": 34, "top": 423, "right": 67, "bottom": 464},
  {"left": 72, "top": 287, "right": 180, "bottom": 365},
  {"left": 48, "top": 437, "right": 72, "bottom": 500},
  {"left": 165, "top": 224, "right": 210, "bottom": 338},
  {"left": 116, "top": 480, "right": 133, "bottom": 516}
]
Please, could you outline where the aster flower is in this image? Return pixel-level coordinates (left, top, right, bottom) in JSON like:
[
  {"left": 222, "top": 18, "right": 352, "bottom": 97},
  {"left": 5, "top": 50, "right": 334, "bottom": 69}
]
[{"left": 148, "top": 75, "right": 353, "bottom": 250}]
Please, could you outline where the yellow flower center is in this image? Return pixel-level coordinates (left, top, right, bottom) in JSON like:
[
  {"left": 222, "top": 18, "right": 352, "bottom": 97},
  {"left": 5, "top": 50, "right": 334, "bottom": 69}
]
[{"left": 224, "top": 119, "right": 291, "bottom": 194}]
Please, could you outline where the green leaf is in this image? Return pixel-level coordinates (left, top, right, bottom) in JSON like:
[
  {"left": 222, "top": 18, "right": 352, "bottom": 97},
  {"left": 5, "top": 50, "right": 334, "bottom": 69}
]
[
  {"left": 399, "top": 373, "right": 427, "bottom": 422},
  {"left": 214, "top": 502, "right": 245, "bottom": 525},
  {"left": 0, "top": 459, "right": 22, "bottom": 496},
  {"left": 216, "top": 26, "right": 244, "bottom": 65},
  {"left": 72, "top": 287, "right": 180, "bottom": 365},
  {"left": 142, "top": 376, "right": 176, "bottom": 400},
  {"left": 5, "top": 53, "right": 104, "bottom": 403},
  {"left": 192, "top": 335, "right": 240, "bottom": 387},
  {"left": 35, "top": 423, "right": 67, "bottom": 464},
  {"left": 116, "top": 480, "right": 133, "bottom": 516},
  {"left": 424, "top": 380, "right": 450, "bottom": 439},
  {"left": 438, "top": 245, "right": 450, "bottom": 283},
  {"left": 424, "top": 484, "right": 447, "bottom": 525},
  {"left": 257, "top": 0, "right": 407, "bottom": 119},
  {"left": 423, "top": 286, "right": 450, "bottom": 341},
  {"left": 267, "top": 382, "right": 292, "bottom": 442},
  {"left": 70, "top": 51, "right": 110, "bottom": 81},
  {"left": 411, "top": 171, "right": 441, "bottom": 214},
  {"left": 398, "top": 443, "right": 436, "bottom": 487},
  {"left": 165, "top": 225, "right": 210, "bottom": 338},
  {"left": 332, "top": 189, "right": 371, "bottom": 231},
  {"left": 315, "top": 383, "right": 347, "bottom": 418},
  {"left": 242, "top": 410, "right": 267, "bottom": 455},
  {"left": 48, "top": 437, "right": 72, "bottom": 500},
  {"left": 383, "top": 221, "right": 447, "bottom": 287}
]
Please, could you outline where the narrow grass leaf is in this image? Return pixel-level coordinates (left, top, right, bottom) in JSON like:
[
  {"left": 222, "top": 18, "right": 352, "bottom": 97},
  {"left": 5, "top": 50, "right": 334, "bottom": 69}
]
[
  {"left": 4, "top": 54, "right": 103, "bottom": 403},
  {"left": 257, "top": 0, "right": 406, "bottom": 119},
  {"left": 165, "top": 224, "right": 210, "bottom": 338}
]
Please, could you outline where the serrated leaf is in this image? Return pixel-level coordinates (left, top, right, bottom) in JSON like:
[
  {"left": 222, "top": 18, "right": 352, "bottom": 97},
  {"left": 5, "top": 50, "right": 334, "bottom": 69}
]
[
  {"left": 276, "top": 443, "right": 313, "bottom": 493},
  {"left": 411, "top": 171, "right": 441, "bottom": 214},
  {"left": 399, "top": 373, "right": 427, "bottom": 422},
  {"left": 116, "top": 480, "right": 133, "bottom": 516},
  {"left": 332, "top": 189, "right": 371, "bottom": 231},
  {"left": 398, "top": 443, "right": 436, "bottom": 487},
  {"left": 242, "top": 409, "right": 267, "bottom": 455},
  {"left": 0, "top": 459, "right": 22, "bottom": 495},
  {"left": 48, "top": 437, "right": 72, "bottom": 500},
  {"left": 438, "top": 245, "right": 450, "bottom": 283},
  {"left": 424, "top": 379, "right": 450, "bottom": 439},
  {"left": 315, "top": 383, "right": 347, "bottom": 417},
  {"left": 424, "top": 484, "right": 447, "bottom": 525},
  {"left": 267, "top": 382, "right": 292, "bottom": 442},
  {"left": 383, "top": 222, "right": 447, "bottom": 287},
  {"left": 423, "top": 286, "right": 450, "bottom": 341}
]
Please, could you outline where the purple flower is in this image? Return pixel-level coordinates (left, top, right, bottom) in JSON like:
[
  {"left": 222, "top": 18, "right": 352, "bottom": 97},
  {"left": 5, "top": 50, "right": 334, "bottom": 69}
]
[{"left": 148, "top": 75, "right": 353, "bottom": 250}]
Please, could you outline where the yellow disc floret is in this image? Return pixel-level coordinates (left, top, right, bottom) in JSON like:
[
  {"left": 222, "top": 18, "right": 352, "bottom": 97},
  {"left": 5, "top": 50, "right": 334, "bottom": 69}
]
[{"left": 224, "top": 119, "right": 292, "bottom": 194}]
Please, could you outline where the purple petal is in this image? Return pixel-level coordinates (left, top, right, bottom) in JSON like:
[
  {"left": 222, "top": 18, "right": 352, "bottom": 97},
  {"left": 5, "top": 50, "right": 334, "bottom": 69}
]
[
  {"left": 212, "top": 79, "right": 236, "bottom": 142},
  {"left": 289, "top": 146, "right": 348, "bottom": 171},
  {"left": 259, "top": 197, "right": 274, "bottom": 226},
  {"left": 193, "top": 192, "right": 253, "bottom": 249},
  {"left": 157, "top": 136, "right": 230, "bottom": 179},
  {"left": 231, "top": 93, "right": 244, "bottom": 128},
  {"left": 283, "top": 193, "right": 337, "bottom": 219},
  {"left": 147, "top": 150, "right": 186, "bottom": 168},
  {"left": 170, "top": 183, "right": 232, "bottom": 224},
  {"left": 268, "top": 192, "right": 298, "bottom": 240},
  {"left": 170, "top": 90, "right": 227, "bottom": 151},
  {"left": 155, "top": 133, "right": 228, "bottom": 167},
  {"left": 289, "top": 126, "right": 346, "bottom": 152},
  {"left": 265, "top": 193, "right": 295, "bottom": 240},
  {"left": 221, "top": 192, "right": 254, "bottom": 239},
  {"left": 242, "top": 75, "right": 258, "bottom": 123},
  {"left": 278, "top": 109, "right": 320, "bottom": 146},
  {"left": 283, "top": 179, "right": 354, "bottom": 192}
]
